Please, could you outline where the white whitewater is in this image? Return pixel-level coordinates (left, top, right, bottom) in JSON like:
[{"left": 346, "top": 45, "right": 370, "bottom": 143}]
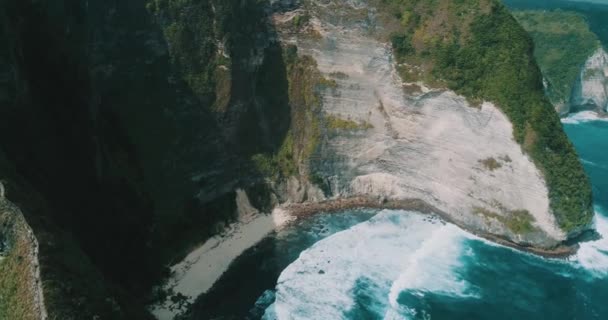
[
  {"left": 262, "top": 208, "right": 608, "bottom": 320},
  {"left": 263, "top": 210, "right": 479, "bottom": 320},
  {"left": 573, "top": 207, "right": 608, "bottom": 277},
  {"left": 561, "top": 110, "right": 608, "bottom": 124}
]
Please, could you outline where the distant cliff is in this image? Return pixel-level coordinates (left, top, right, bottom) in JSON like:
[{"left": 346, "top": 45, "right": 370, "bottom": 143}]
[
  {"left": 508, "top": 1, "right": 608, "bottom": 115},
  {"left": 571, "top": 47, "right": 608, "bottom": 113},
  {"left": 512, "top": 10, "right": 600, "bottom": 115}
]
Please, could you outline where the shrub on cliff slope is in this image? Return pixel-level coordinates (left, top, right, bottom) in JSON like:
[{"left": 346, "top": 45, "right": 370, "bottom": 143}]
[
  {"left": 146, "top": 0, "right": 219, "bottom": 103},
  {"left": 380, "top": 0, "right": 593, "bottom": 233}
]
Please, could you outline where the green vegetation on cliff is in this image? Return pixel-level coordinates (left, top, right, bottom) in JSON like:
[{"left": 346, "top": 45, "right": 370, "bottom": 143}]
[
  {"left": 251, "top": 134, "right": 297, "bottom": 179},
  {"left": 380, "top": 0, "right": 593, "bottom": 233},
  {"left": 252, "top": 46, "right": 326, "bottom": 182},
  {"left": 326, "top": 116, "right": 373, "bottom": 131},
  {"left": 473, "top": 206, "right": 536, "bottom": 234},
  {"left": 146, "top": 0, "right": 220, "bottom": 102},
  {"left": 513, "top": 10, "right": 600, "bottom": 107}
]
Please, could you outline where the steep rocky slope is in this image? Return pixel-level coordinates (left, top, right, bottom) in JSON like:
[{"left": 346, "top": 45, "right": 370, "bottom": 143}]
[
  {"left": 0, "top": 0, "right": 594, "bottom": 318},
  {"left": 273, "top": 0, "right": 564, "bottom": 245},
  {"left": 155, "top": 0, "right": 593, "bottom": 316},
  {"left": 571, "top": 47, "right": 608, "bottom": 113}
]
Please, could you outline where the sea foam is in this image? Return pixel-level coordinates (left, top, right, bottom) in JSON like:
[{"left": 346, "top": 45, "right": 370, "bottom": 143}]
[
  {"left": 561, "top": 111, "right": 608, "bottom": 124},
  {"left": 573, "top": 207, "right": 608, "bottom": 277},
  {"left": 263, "top": 210, "right": 477, "bottom": 320}
]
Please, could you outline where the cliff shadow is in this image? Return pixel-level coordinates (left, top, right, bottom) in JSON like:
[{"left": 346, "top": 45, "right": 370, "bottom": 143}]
[{"left": 0, "top": 0, "right": 293, "bottom": 317}]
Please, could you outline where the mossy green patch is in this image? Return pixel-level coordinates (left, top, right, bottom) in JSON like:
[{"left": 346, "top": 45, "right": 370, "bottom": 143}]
[
  {"left": 328, "top": 71, "right": 349, "bottom": 80},
  {"left": 479, "top": 157, "right": 502, "bottom": 171},
  {"left": 147, "top": 0, "right": 219, "bottom": 102},
  {"left": 473, "top": 206, "right": 536, "bottom": 234},
  {"left": 326, "top": 115, "right": 373, "bottom": 131},
  {"left": 252, "top": 133, "right": 297, "bottom": 179},
  {"left": 252, "top": 45, "right": 329, "bottom": 183}
]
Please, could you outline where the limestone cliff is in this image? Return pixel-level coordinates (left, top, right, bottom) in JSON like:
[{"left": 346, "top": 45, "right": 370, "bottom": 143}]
[
  {"left": 571, "top": 47, "right": 608, "bottom": 113},
  {"left": 270, "top": 0, "right": 581, "bottom": 247},
  {"left": 0, "top": 0, "right": 594, "bottom": 319}
]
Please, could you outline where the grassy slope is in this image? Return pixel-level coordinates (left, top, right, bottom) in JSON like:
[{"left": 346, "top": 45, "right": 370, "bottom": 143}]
[
  {"left": 378, "top": 0, "right": 593, "bottom": 233},
  {"left": 513, "top": 10, "right": 600, "bottom": 106}
]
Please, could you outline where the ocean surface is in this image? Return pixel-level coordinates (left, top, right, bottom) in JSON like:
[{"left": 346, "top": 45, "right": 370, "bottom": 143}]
[{"left": 191, "top": 115, "right": 608, "bottom": 319}]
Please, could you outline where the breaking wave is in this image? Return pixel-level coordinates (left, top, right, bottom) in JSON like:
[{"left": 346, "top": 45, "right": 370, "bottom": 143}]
[
  {"left": 561, "top": 111, "right": 608, "bottom": 124},
  {"left": 572, "top": 207, "right": 608, "bottom": 278},
  {"left": 263, "top": 210, "right": 478, "bottom": 320}
]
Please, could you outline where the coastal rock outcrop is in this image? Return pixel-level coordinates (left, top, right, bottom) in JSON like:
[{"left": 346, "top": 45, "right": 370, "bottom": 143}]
[
  {"left": 571, "top": 47, "right": 608, "bottom": 113},
  {"left": 273, "top": 0, "right": 565, "bottom": 247}
]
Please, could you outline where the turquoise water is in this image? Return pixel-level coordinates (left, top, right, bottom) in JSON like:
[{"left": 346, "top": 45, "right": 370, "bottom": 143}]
[
  {"left": 192, "top": 118, "right": 608, "bottom": 319},
  {"left": 564, "top": 119, "right": 608, "bottom": 209}
]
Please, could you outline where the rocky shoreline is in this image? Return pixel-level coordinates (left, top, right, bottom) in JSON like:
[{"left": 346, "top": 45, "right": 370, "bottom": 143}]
[{"left": 285, "top": 196, "right": 578, "bottom": 258}]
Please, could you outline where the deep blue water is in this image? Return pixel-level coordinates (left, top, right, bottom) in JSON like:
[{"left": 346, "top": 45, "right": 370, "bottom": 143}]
[{"left": 191, "top": 118, "right": 608, "bottom": 320}]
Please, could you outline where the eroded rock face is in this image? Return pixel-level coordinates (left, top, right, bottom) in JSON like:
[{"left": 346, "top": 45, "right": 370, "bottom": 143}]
[
  {"left": 274, "top": 0, "right": 564, "bottom": 246},
  {"left": 571, "top": 47, "right": 608, "bottom": 113},
  {"left": 0, "top": 200, "right": 47, "bottom": 320}
]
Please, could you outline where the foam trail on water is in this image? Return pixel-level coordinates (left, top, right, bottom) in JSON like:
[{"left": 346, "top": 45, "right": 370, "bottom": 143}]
[
  {"left": 573, "top": 207, "right": 608, "bottom": 277},
  {"left": 263, "top": 210, "right": 476, "bottom": 320},
  {"left": 580, "top": 158, "right": 608, "bottom": 171},
  {"left": 561, "top": 111, "right": 608, "bottom": 124}
]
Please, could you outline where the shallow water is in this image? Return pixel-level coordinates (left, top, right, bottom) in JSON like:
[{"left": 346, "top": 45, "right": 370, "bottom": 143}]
[{"left": 188, "top": 119, "right": 608, "bottom": 319}]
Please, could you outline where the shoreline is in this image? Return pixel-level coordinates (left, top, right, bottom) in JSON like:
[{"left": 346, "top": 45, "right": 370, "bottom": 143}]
[
  {"left": 561, "top": 110, "right": 608, "bottom": 124},
  {"left": 285, "top": 196, "right": 579, "bottom": 258},
  {"left": 149, "top": 196, "right": 578, "bottom": 319},
  {"left": 149, "top": 208, "right": 294, "bottom": 320}
]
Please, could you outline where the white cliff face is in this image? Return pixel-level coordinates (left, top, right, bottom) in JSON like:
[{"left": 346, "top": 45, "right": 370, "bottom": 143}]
[
  {"left": 571, "top": 47, "right": 608, "bottom": 113},
  {"left": 274, "top": 0, "right": 565, "bottom": 245}
]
